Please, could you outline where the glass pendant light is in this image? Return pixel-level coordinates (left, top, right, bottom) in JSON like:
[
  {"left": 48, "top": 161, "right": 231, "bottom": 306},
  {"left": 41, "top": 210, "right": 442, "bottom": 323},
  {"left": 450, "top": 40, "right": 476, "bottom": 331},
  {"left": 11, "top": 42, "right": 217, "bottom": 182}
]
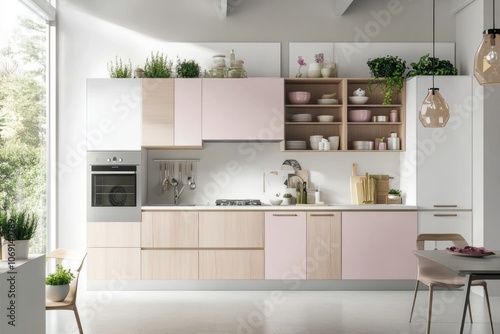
[
  {"left": 419, "top": 0, "right": 450, "bottom": 128},
  {"left": 474, "top": 0, "right": 500, "bottom": 85}
]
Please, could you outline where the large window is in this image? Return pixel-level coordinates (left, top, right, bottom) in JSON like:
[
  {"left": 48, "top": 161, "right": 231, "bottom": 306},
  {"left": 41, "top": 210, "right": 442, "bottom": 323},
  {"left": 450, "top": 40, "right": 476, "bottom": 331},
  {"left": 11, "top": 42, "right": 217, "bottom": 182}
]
[{"left": 0, "top": 0, "right": 53, "bottom": 254}]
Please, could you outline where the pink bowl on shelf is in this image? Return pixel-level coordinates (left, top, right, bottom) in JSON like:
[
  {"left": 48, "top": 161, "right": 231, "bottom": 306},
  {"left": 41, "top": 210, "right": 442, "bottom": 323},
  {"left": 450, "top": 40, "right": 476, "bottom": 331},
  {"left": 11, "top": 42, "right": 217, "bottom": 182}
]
[
  {"left": 288, "top": 91, "right": 311, "bottom": 104},
  {"left": 348, "top": 109, "right": 372, "bottom": 122}
]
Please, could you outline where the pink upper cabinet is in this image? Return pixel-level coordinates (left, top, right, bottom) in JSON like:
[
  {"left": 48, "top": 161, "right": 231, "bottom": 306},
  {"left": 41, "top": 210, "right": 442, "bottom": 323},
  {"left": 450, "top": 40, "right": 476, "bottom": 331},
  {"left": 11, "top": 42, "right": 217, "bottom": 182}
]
[
  {"left": 175, "top": 79, "right": 202, "bottom": 147},
  {"left": 202, "top": 78, "right": 284, "bottom": 141}
]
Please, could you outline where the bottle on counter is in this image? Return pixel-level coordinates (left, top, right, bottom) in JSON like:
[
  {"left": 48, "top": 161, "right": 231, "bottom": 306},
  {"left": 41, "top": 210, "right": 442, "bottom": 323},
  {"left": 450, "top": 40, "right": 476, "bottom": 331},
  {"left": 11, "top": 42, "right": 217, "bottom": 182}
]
[
  {"left": 315, "top": 187, "right": 321, "bottom": 204},
  {"left": 296, "top": 182, "right": 302, "bottom": 204},
  {"left": 302, "top": 182, "right": 307, "bottom": 204}
]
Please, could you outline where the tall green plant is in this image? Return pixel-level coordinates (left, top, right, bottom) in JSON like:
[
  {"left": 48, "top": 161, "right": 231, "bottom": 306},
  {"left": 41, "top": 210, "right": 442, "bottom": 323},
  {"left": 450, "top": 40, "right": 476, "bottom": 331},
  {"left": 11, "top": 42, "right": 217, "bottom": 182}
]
[
  {"left": 0, "top": 209, "right": 38, "bottom": 240},
  {"left": 367, "top": 55, "right": 407, "bottom": 105},
  {"left": 107, "top": 56, "right": 133, "bottom": 78},
  {"left": 143, "top": 51, "right": 173, "bottom": 78}
]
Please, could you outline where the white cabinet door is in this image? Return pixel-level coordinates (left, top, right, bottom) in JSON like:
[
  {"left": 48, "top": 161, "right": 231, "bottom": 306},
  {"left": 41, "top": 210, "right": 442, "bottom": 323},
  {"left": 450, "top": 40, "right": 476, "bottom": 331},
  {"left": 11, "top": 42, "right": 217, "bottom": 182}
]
[
  {"left": 264, "top": 212, "right": 306, "bottom": 279},
  {"left": 405, "top": 76, "right": 472, "bottom": 209},
  {"left": 86, "top": 79, "right": 142, "bottom": 150},
  {"left": 418, "top": 211, "right": 472, "bottom": 248},
  {"left": 202, "top": 78, "right": 284, "bottom": 140}
]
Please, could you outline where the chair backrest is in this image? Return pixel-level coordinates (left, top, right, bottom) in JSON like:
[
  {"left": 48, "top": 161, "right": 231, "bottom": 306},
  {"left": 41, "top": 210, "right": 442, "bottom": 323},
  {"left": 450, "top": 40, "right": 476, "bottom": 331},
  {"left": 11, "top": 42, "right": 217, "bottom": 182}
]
[
  {"left": 46, "top": 248, "right": 87, "bottom": 304},
  {"left": 416, "top": 233, "right": 469, "bottom": 250}
]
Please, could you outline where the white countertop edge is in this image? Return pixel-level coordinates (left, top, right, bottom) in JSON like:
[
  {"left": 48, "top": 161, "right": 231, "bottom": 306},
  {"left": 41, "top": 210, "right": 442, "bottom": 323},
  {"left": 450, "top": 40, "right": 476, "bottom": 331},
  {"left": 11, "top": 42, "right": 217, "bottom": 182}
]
[{"left": 142, "top": 204, "right": 417, "bottom": 211}]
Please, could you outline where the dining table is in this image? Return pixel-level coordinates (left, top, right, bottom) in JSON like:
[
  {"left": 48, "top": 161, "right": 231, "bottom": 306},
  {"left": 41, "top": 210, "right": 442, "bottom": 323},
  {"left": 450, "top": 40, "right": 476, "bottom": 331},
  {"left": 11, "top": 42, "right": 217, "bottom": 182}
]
[{"left": 413, "top": 250, "right": 500, "bottom": 334}]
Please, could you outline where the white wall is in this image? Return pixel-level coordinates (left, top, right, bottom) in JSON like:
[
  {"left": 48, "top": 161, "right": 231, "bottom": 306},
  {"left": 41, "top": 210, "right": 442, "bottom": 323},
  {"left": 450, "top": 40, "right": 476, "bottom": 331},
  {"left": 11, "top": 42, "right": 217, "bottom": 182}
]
[{"left": 56, "top": 0, "right": 457, "bottom": 251}]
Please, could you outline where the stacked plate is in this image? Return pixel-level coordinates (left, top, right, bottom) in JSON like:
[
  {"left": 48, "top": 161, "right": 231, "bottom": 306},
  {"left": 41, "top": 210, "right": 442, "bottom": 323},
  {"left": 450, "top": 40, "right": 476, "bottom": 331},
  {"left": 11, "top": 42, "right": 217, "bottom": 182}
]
[
  {"left": 286, "top": 141, "right": 307, "bottom": 150},
  {"left": 290, "top": 114, "right": 312, "bottom": 122},
  {"left": 352, "top": 140, "right": 374, "bottom": 150}
]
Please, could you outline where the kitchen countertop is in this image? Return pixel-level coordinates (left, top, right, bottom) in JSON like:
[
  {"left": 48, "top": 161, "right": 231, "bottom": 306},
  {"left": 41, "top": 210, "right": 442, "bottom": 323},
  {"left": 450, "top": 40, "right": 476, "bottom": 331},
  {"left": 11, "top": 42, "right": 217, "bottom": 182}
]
[{"left": 142, "top": 204, "right": 417, "bottom": 211}]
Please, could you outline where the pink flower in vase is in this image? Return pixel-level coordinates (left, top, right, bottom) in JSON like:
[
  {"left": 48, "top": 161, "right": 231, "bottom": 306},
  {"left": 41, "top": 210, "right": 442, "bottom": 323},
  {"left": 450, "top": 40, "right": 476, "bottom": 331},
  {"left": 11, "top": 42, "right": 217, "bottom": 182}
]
[
  {"left": 314, "top": 53, "right": 324, "bottom": 64},
  {"left": 296, "top": 56, "right": 307, "bottom": 78}
]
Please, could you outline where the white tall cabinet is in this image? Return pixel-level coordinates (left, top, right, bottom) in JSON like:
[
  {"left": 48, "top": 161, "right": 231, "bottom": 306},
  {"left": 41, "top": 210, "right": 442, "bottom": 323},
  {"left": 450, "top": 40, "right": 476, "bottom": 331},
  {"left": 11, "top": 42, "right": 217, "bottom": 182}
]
[{"left": 402, "top": 76, "right": 473, "bottom": 244}]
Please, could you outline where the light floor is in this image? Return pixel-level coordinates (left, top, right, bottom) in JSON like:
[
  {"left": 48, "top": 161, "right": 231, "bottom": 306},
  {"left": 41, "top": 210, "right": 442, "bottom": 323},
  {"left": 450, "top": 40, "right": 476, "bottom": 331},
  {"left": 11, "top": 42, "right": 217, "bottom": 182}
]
[{"left": 46, "top": 289, "right": 500, "bottom": 334}]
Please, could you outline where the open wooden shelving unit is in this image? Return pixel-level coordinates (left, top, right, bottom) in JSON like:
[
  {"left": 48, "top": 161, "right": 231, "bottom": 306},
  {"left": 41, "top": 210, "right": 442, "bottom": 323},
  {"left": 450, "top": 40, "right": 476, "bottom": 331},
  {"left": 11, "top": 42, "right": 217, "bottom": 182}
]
[{"left": 282, "top": 78, "right": 406, "bottom": 152}]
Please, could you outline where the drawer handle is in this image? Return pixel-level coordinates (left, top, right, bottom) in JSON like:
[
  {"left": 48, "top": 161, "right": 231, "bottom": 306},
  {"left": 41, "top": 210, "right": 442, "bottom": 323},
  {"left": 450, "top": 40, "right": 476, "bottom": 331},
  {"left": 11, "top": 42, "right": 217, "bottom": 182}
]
[
  {"left": 433, "top": 205, "right": 458, "bottom": 208},
  {"left": 433, "top": 214, "right": 458, "bottom": 217},
  {"left": 272, "top": 214, "right": 298, "bottom": 217},
  {"left": 310, "top": 214, "right": 335, "bottom": 217}
]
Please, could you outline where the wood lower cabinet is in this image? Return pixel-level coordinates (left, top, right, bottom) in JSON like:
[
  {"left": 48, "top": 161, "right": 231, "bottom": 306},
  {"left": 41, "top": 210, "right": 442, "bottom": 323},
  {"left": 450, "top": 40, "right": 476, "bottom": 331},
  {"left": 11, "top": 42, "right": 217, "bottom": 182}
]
[
  {"left": 87, "top": 222, "right": 141, "bottom": 280},
  {"left": 306, "top": 212, "right": 341, "bottom": 279},
  {"left": 264, "top": 212, "right": 306, "bottom": 279},
  {"left": 141, "top": 211, "right": 198, "bottom": 248},
  {"left": 199, "top": 250, "right": 264, "bottom": 279},
  {"left": 341, "top": 211, "right": 417, "bottom": 279},
  {"left": 87, "top": 247, "right": 141, "bottom": 280},
  {"left": 141, "top": 250, "right": 198, "bottom": 280},
  {"left": 199, "top": 211, "right": 264, "bottom": 248}
]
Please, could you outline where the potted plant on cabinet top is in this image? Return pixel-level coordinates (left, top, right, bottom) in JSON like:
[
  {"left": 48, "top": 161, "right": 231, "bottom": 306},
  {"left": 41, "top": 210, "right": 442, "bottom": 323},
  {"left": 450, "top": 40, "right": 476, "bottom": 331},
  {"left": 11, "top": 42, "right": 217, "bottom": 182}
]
[
  {"left": 282, "top": 193, "right": 292, "bottom": 205},
  {"left": 143, "top": 51, "right": 173, "bottom": 78},
  {"left": 0, "top": 209, "right": 38, "bottom": 260},
  {"left": 45, "top": 264, "right": 75, "bottom": 302},
  {"left": 107, "top": 56, "right": 133, "bottom": 78},
  {"left": 407, "top": 54, "right": 458, "bottom": 77},
  {"left": 367, "top": 55, "right": 407, "bottom": 105},
  {"left": 175, "top": 58, "right": 201, "bottom": 78}
]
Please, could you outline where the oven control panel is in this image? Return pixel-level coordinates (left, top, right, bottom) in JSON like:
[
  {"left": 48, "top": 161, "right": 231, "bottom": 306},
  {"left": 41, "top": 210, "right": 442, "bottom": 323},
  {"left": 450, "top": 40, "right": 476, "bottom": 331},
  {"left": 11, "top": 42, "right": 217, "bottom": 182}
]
[{"left": 87, "top": 151, "right": 141, "bottom": 165}]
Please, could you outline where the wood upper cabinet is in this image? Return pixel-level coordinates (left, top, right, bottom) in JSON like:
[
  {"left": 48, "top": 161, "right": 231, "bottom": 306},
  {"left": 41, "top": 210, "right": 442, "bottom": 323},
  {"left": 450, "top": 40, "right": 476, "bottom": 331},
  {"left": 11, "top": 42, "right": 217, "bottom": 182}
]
[
  {"left": 202, "top": 78, "right": 284, "bottom": 140},
  {"left": 306, "top": 212, "right": 341, "bottom": 279},
  {"left": 341, "top": 211, "right": 417, "bottom": 279},
  {"left": 141, "top": 211, "right": 198, "bottom": 248},
  {"left": 264, "top": 212, "right": 306, "bottom": 279},
  {"left": 174, "top": 78, "right": 202, "bottom": 147},
  {"left": 199, "top": 211, "right": 264, "bottom": 248},
  {"left": 142, "top": 79, "right": 174, "bottom": 147},
  {"left": 86, "top": 79, "right": 142, "bottom": 150}
]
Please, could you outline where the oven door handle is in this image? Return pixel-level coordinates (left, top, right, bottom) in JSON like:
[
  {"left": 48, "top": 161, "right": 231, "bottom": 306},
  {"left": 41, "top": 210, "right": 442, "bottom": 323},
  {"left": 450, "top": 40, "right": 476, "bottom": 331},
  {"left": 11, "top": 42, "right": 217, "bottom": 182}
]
[{"left": 91, "top": 171, "right": 137, "bottom": 175}]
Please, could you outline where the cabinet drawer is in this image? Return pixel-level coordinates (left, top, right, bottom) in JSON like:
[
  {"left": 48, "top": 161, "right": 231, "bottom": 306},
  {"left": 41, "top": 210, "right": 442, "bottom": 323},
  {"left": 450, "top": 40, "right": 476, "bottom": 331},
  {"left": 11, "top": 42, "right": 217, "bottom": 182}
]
[
  {"left": 141, "top": 250, "right": 198, "bottom": 280},
  {"left": 141, "top": 211, "right": 198, "bottom": 248},
  {"left": 199, "top": 250, "right": 264, "bottom": 279},
  {"left": 418, "top": 211, "right": 472, "bottom": 248},
  {"left": 199, "top": 211, "right": 264, "bottom": 248},
  {"left": 87, "top": 247, "right": 140, "bottom": 280},
  {"left": 87, "top": 222, "right": 141, "bottom": 247}
]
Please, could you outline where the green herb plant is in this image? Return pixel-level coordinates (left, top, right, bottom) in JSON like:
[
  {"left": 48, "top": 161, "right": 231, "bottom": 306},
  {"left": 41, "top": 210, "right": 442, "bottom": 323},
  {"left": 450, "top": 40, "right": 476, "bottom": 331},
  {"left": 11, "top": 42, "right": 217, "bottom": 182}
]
[
  {"left": 367, "top": 55, "right": 407, "bottom": 105},
  {"left": 45, "top": 264, "right": 75, "bottom": 286},
  {"left": 407, "top": 54, "right": 458, "bottom": 77},
  {"left": 143, "top": 51, "right": 173, "bottom": 78},
  {"left": 283, "top": 193, "right": 292, "bottom": 199},
  {"left": 107, "top": 56, "right": 133, "bottom": 78},
  {"left": 0, "top": 209, "right": 38, "bottom": 240},
  {"left": 175, "top": 58, "right": 201, "bottom": 78},
  {"left": 388, "top": 189, "right": 402, "bottom": 196}
]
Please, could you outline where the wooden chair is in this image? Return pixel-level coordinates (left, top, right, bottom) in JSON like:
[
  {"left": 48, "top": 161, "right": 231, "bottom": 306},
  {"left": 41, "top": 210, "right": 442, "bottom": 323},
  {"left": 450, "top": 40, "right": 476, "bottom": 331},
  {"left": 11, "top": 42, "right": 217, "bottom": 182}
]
[
  {"left": 46, "top": 248, "right": 87, "bottom": 334},
  {"left": 409, "top": 233, "right": 494, "bottom": 334}
]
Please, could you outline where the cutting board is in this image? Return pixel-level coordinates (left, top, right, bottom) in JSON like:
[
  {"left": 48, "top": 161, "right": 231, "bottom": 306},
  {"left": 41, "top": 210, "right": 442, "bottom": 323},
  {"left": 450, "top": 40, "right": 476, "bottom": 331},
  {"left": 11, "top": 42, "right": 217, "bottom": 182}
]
[{"left": 350, "top": 164, "right": 363, "bottom": 204}]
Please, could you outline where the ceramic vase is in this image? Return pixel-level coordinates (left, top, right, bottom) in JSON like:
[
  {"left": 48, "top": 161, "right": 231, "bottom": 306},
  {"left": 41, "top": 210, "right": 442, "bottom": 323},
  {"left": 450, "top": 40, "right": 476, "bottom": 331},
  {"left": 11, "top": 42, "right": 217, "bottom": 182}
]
[
  {"left": 1, "top": 239, "right": 30, "bottom": 260},
  {"left": 308, "top": 63, "right": 322, "bottom": 78},
  {"left": 321, "top": 67, "right": 332, "bottom": 78}
]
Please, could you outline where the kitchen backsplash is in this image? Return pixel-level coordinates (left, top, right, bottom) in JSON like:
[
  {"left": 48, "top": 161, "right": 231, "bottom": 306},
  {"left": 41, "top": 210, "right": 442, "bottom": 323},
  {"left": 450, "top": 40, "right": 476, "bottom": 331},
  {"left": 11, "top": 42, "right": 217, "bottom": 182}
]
[{"left": 145, "top": 143, "right": 402, "bottom": 206}]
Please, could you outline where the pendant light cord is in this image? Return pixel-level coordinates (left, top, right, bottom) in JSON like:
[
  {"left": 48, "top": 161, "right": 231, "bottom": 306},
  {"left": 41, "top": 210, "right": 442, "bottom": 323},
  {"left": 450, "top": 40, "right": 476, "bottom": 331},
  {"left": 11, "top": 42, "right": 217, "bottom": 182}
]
[
  {"left": 494, "top": 0, "right": 496, "bottom": 29},
  {"left": 432, "top": 0, "right": 435, "bottom": 92}
]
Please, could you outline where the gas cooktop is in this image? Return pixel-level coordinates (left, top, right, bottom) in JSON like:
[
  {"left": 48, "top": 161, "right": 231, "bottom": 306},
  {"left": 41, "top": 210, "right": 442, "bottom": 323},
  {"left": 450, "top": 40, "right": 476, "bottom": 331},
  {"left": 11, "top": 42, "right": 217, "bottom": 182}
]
[{"left": 215, "top": 199, "right": 262, "bottom": 206}]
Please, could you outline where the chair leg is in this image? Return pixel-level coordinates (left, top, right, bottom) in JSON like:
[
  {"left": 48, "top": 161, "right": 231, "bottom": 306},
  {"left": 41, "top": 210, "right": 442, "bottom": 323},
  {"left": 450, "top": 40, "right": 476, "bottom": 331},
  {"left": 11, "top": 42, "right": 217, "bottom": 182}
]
[
  {"left": 409, "top": 280, "right": 420, "bottom": 322},
  {"left": 427, "top": 285, "right": 434, "bottom": 334},
  {"left": 73, "top": 306, "right": 84, "bottom": 334},
  {"left": 468, "top": 298, "right": 473, "bottom": 323},
  {"left": 483, "top": 285, "right": 494, "bottom": 334}
]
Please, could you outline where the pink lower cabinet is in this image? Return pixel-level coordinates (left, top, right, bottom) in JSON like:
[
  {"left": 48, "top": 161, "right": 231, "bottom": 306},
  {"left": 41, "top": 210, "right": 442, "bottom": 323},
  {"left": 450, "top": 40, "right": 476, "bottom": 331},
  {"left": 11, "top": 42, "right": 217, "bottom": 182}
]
[
  {"left": 341, "top": 211, "right": 417, "bottom": 279},
  {"left": 265, "top": 212, "right": 306, "bottom": 279}
]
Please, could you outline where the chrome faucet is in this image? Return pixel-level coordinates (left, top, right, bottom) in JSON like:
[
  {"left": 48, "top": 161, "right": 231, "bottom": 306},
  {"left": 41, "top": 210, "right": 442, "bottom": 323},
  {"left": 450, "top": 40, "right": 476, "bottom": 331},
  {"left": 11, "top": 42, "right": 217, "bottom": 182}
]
[{"left": 173, "top": 181, "right": 186, "bottom": 205}]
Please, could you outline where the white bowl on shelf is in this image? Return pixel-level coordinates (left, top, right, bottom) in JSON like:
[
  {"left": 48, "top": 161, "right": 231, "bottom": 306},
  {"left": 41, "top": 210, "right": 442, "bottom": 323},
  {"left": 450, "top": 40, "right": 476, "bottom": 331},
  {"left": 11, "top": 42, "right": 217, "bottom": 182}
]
[
  {"left": 269, "top": 199, "right": 283, "bottom": 206},
  {"left": 317, "top": 115, "right": 334, "bottom": 122},
  {"left": 349, "top": 96, "right": 369, "bottom": 104}
]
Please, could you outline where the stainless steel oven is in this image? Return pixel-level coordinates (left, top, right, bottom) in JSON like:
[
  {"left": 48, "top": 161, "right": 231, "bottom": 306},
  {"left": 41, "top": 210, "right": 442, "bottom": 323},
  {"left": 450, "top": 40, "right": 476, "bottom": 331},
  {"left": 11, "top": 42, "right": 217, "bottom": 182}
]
[{"left": 87, "top": 151, "right": 141, "bottom": 222}]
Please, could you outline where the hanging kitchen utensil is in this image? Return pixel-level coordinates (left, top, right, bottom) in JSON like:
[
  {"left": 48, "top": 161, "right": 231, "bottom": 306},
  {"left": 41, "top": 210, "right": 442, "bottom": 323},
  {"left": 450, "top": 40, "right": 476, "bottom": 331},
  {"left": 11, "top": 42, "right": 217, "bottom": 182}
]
[
  {"left": 189, "top": 162, "right": 196, "bottom": 190},
  {"left": 162, "top": 162, "right": 170, "bottom": 192}
]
